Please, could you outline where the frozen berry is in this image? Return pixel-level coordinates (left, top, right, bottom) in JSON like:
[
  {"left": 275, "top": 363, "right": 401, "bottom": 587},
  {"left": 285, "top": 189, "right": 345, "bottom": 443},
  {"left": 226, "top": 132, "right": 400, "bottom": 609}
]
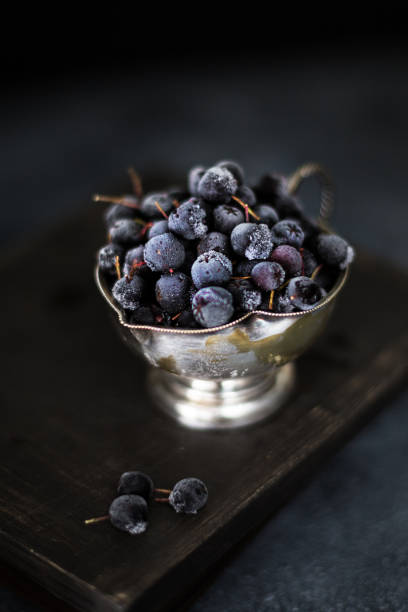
[
  {"left": 148, "top": 219, "right": 168, "bottom": 239},
  {"left": 123, "top": 245, "right": 150, "bottom": 278},
  {"left": 109, "top": 495, "right": 148, "bottom": 535},
  {"left": 118, "top": 471, "right": 154, "bottom": 501},
  {"left": 169, "top": 478, "right": 208, "bottom": 514},
  {"left": 197, "top": 232, "right": 231, "bottom": 257},
  {"left": 198, "top": 166, "right": 237, "bottom": 203},
  {"left": 253, "top": 204, "right": 279, "bottom": 227},
  {"left": 274, "top": 290, "right": 296, "bottom": 313},
  {"left": 213, "top": 204, "right": 244, "bottom": 233},
  {"left": 228, "top": 278, "right": 262, "bottom": 311},
  {"left": 144, "top": 233, "right": 185, "bottom": 273},
  {"left": 112, "top": 275, "right": 144, "bottom": 310},
  {"left": 231, "top": 223, "right": 272, "bottom": 260},
  {"left": 168, "top": 198, "right": 208, "bottom": 240},
  {"left": 98, "top": 244, "right": 124, "bottom": 276},
  {"left": 104, "top": 203, "right": 137, "bottom": 228},
  {"left": 191, "top": 250, "right": 232, "bottom": 289},
  {"left": 155, "top": 272, "right": 190, "bottom": 315},
  {"left": 192, "top": 287, "right": 234, "bottom": 327},
  {"left": 109, "top": 219, "right": 143, "bottom": 248},
  {"left": 270, "top": 220, "right": 305, "bottom": 248},
  {"left": 316, "top": 233, "right": 354, "bottom": 269},
  {"left": 216, "top": 160, "right": 244, "bottom": 185},
  {"left": 251, "top": 261, "right": 285, "bottom": 291},
  {"left": 287, "top": 276, "right": 326, "bottom": 311},
  {"left": 141, "top": 193, "right": 173, "bottom": 219},
  {"left": 270, "top": 245, "right": 302, "bottom": 276},
  {"left": 188, "top": 166, "right": 206, "bottom": 196}
]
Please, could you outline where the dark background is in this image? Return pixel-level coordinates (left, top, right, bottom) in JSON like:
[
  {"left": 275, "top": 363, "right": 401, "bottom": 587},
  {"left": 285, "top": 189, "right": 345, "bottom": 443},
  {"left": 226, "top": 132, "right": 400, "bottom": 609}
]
[{"left": 1, "top": 21, "right": 408, "bottom": 611}]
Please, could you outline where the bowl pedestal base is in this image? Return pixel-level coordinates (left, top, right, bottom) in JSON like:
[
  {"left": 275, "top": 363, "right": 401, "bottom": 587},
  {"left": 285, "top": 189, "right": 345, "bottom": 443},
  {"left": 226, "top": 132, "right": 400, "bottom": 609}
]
[{"left": 148, "top": 363, "right": 296, "bottom": 429}]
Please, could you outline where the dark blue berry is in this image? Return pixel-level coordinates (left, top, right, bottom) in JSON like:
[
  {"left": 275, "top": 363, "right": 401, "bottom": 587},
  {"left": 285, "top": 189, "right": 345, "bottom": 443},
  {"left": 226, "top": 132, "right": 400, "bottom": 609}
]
[
  {"left": 275, "top": 195, "right": 303, "bottom": 218},
  {"left": 255, "top": 173, "right": 289, "bottom": 202},
  {"left": 155, "top": 272, "right": 190, "bottom": 315},
  {"left": 148, "top": 219, "right": 168, "bottom": 239},
  {"left": 228, "top": 278, "right": 262, "bottom": 311},
  {"left": 287, "top": 276, "right": 326, "bottom": 311},
  {"left": 129, "top": 305, "right": 156, "bottom": 324},
  {"left": 197, "top": 232, "right": 231, "bottom": 257},
  {"left": 123, "top": 245, "right": 149, "bottom": 278},
  {"left": 98, "top": 244, "right": 124, "bottom": 276},
  {"left": 253, "top": 204, "right": 279, "bottom": 227},
  {"left": 144, "top": 233, "right": 185, "bottom": 273},
  {"left": 192, "top": 287, "right": 234, "bottom": 328},
  {"left": 169, "top": 478, "right": 208, "bottom": 514},
  {"left": 109, "top": 495, "right": 148, "bottom": 535},
  {"left": 251, "top": 261, "right": 285, "bottom": 291},
  {"left": 188, "top": 166, "right": 206, "bottom": 196},
  {"left": 118, "top": 471, "right": 154, "bottom": 501},
  {"left": 270, "top": 220, "right": 305, "bottom": 248},
  {"left": 175, "top": 308, "right": 199, "bottom": 328},
  {"left": 230, "top": 223, "right": 272, "bottom": 260},
  {"left": 213, "top": 204, "right": 244, "bottom": 233},
  {"left": 168, "top": 198, "right": 208, "bottom": 240},
  {"left": 104, "top": 202, "right": 138, "bottom": 228},
  {"left": 112, "top": 275, "right": 144, "bottom": 310},
  {"left": 316, "top": 233, "right": 354, "bottom": 269},
  {"left": 109, "top": 219, "right": 143, "bottom": 248},
  {"left": 235, "top": 184, "right": 256, "bottom": 206},
  {"left": 216, "top": 160, "right": 244, "bottom": 185},
  {"left": 301, "top": 248, "right": 318, "bottom": 276},
  {"left": 270, "top": 245, "right": 302, "bottom": 276},
  {"left": 234, "top": 259, "right": 263, "bottom": 277},
  {"left": 141, "top": 193, "right": 174, "bottom": 219},
  {"left": 198, "top": 166, "right": 238, "bottom": 204},
  {"left": 191, "top": 250, "right": 232, "bottom": 289}
]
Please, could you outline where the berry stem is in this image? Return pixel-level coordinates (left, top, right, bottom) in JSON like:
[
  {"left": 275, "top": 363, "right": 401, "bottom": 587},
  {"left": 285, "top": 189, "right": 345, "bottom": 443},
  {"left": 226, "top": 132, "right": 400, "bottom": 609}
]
[
  {"left": 114, "top": 255, "right": 121, "bottom": 280},
  {"left": 268, "top": 290, "right": 275, "bottom": 310},
  {"left": 127, "top": 167, "right": 143, "bottom": 198},
  {"left": 311, "top": 264, "right": 323, "bottom": 280},
  {"left": 84, "top": 515, "right": 109, "bottom": 525},
  {"left": 155, "top": 488, "right": 171, "bottom": 494},
  {"left": 154, "top": 497, "right": 169, "bottom": 503},
  {"left": 154, "top": 201, "right": 169, "bottom": 219},
  {"left": 231, "top": 276, "right": 251, "bottom": 280},
  {"left": 171, "top": 312, "right": 182, "bottom": 321},
  {"left": 93, "top": 194, "right": 140, "bottom": 210},
  {"left": 231, "top": 195, "right": 260, "bottom": 221},
  {"left": 172, "top": 199, "right": 180, "bottom": 208}
]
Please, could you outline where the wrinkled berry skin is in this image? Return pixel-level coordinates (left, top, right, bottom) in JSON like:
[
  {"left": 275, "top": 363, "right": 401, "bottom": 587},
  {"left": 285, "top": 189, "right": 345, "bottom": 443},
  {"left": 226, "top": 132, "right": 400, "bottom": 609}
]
[
  {"left": 109, "top": 495, "right": 148, "bottom": 535},
  {"left": 316, "top": 233, "right": 354, "bottom": 269},
  {"left": 144, "top": 233, "right": 185, "bottom": 273},
  {"left": 141, "top": 192, "right": 174, "bottom": 219},
  {"left": 155, "top": 272, "right": 190, "bottom": 315},
  {"left": 112, "top": 275, "right": 144, "bottom": 310},
  {"left": 169, "top": 478, "right": 208, "bottom": 514},
  {"left": 287, "top": 276, "right": 326, "bottom": 311},
  {"left": 98, "top": 244, "right": 124, "bottom": 276},
  {"left": 192, "top": 287, "right": 234, "bottom": 328},
  {"left": 109, "top": 219, "right": 143, "bottom": 248},
  {"left": 198, "top": 166, "right": 238, "bottom": 204},
  {"left": 197, "top": 232, "right": 231, "bottom": 257},
  {"left": 213, "top": 204, "right": 244, "bottom": 234},
  {"left": 168, "top": 198, "right": 208, "bottom": 240},
  {"left": 251, "top": 261, "right": 285, "bottom": 291},
  {"left": 270, "top": 245, "right": 302, "bottom": 276},
  {"left": 191, "top": 250, "right": 232, "bottom": 289},
  {"left": 270, "top": 220, "right": 305, "bottom": 249},
  {"left": 118, "top": 471, "right": 154, "bottom": 501}
]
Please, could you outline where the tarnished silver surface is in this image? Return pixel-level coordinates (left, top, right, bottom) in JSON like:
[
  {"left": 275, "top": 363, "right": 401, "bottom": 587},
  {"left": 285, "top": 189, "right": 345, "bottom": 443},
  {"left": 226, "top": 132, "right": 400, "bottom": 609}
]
[{"left": 94, "top": 162, "right": 350, "bottom": 428}]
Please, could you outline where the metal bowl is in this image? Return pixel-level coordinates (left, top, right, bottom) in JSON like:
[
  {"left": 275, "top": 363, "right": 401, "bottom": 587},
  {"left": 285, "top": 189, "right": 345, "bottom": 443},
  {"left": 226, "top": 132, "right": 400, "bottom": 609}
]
[{"left": 95, "top": 163, "right": 350, "bottom": 429}]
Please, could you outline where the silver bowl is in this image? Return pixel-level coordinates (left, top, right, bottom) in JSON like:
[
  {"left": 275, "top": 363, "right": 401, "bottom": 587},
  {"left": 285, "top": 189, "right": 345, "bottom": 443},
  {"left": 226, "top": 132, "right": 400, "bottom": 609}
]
[{"left": 95, "top": 163, "right": 349, "bottom": 429}]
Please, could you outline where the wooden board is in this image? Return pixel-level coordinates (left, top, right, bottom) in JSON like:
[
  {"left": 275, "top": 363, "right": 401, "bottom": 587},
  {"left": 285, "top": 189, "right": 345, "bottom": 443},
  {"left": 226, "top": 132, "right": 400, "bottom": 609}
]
[{"left": 0, "top": 205, "right": 407, "bottom": 612}]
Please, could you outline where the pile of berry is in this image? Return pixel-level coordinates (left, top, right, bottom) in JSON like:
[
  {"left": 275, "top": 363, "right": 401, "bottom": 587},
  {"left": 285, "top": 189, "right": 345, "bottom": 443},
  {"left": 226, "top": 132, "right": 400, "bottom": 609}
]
[
  {"left": 85, "top": 471, "right": 208, "bottom": 535},
  {"left": 96, "top": 162, "right": 354, "bottom": 329}
]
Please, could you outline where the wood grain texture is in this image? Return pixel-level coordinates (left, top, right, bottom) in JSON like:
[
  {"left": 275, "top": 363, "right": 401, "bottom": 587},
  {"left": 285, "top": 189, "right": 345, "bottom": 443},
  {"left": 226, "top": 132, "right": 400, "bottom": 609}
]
[{"left": 0, "top": 206, "right": 407, "bottom": 612}]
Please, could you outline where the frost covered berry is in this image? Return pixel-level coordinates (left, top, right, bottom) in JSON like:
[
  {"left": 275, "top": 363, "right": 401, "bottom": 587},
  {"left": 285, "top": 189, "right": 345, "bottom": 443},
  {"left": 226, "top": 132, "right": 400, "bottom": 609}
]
[{"left": 169, "top": 478, "right": 208, "bottom": 514}]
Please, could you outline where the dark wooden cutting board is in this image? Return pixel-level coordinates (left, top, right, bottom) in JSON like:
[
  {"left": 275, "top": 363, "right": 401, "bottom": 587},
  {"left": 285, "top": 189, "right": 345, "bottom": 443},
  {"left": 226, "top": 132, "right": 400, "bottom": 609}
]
[{"left": 0, "top": 205, "right": 407, "bottom": 612}]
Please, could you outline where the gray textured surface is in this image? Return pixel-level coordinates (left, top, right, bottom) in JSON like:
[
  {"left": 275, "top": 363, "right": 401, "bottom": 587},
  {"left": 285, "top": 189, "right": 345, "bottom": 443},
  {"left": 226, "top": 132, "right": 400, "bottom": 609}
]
[{"left": 1, "top": 52, "right": 408, "bottom": 611}]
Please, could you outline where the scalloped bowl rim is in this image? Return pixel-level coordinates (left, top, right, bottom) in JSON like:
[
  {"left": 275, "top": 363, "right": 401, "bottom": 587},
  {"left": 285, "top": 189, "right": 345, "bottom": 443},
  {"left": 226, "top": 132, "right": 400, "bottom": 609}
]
[{"left": 95, "top": 264, "right": 349, "bottom": 335}]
